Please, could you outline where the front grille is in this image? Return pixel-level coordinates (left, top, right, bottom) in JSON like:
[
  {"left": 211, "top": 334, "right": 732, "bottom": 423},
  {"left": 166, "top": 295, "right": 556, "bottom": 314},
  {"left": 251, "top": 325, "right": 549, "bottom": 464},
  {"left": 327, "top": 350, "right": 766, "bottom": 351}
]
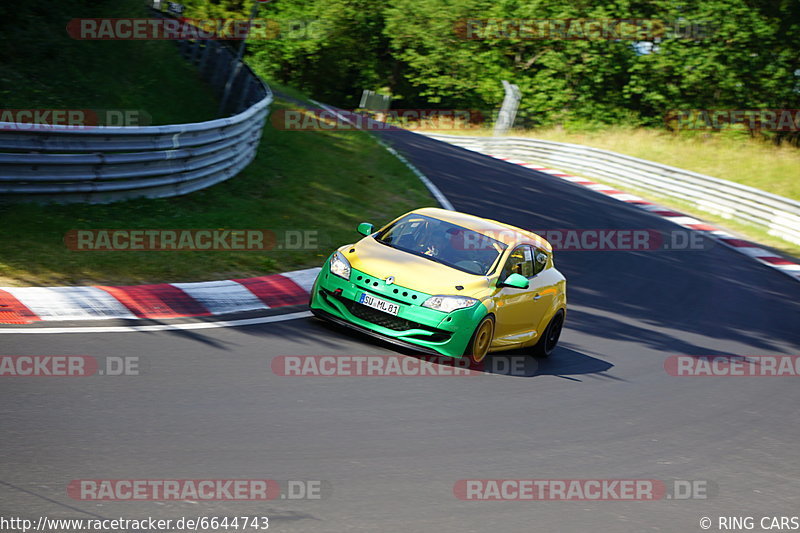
[
  {"left": 347, "top": 300, "right": 417, "bottom": 331},
  {"left": 326, "top": 290, "right": 452, "bottom": 341}
]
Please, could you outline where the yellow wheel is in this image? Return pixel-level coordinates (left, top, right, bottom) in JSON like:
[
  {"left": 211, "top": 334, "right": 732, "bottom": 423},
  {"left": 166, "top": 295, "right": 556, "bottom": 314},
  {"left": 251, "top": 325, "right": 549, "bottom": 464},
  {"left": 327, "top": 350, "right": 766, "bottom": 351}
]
[{"left": 465, "top": 315, "right": 494, "bottom": 364}]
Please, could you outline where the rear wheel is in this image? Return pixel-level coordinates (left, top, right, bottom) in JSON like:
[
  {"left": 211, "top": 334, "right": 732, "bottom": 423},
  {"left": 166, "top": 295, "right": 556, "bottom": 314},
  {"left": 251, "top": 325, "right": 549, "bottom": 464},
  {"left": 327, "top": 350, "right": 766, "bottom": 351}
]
[
  {"left": 465, "top": 315, "right": 495, "bottom": 364},
  {"left": 532, "top": 310, "right": 564, "bottom": 358}
]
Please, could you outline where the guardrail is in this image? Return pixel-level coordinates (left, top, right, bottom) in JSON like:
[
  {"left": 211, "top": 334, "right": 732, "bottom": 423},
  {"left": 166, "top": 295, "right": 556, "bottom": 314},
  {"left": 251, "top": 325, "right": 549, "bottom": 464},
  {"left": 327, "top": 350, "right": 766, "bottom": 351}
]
[
  {"left": 422, "top": 133, "right": 800, "bottom": 246},
  {"left": 0, "top": 10, "right": 272, "bottom": 204}
]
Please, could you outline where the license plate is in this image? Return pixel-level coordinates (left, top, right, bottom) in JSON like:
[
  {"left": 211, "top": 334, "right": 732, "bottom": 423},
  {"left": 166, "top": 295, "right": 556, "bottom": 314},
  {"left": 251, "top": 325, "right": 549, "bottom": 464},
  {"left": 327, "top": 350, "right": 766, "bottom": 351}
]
[{"left": 359, "top": 293, "right": 400, "bottom": 315}]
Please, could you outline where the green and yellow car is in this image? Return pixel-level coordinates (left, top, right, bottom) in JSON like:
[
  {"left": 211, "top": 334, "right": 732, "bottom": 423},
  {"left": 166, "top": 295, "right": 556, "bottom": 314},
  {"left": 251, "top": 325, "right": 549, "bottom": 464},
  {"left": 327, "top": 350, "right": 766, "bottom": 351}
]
[{"left": 309, "top": 208, "right": 567, "bottom": 362}]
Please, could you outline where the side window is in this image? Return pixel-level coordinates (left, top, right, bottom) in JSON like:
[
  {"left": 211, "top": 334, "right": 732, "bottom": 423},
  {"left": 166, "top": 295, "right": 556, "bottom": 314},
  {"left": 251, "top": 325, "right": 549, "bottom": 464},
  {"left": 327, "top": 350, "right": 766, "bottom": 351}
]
[
  {"left": 533, "top": 248, "right": 548, "bottom": 275},
  {"left": 502, "top": 245, "right": 534, "bottom": 280}
]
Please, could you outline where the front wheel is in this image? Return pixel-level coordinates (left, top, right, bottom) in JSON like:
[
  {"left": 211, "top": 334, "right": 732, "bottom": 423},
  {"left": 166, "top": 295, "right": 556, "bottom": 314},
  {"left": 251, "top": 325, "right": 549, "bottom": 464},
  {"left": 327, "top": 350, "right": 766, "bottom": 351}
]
[
  {"left": 532, "top": 310, "right": 564, "bottom": 358},
  {"left": 464, "top": 315, "right": 495, "bottom": 364}
]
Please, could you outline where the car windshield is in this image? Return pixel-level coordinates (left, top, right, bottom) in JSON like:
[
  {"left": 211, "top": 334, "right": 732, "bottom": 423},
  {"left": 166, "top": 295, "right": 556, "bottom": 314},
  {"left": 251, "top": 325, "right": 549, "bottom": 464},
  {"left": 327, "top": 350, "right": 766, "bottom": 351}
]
[{"left": 374, "top": 214, "right": 508, "bottom": 275}]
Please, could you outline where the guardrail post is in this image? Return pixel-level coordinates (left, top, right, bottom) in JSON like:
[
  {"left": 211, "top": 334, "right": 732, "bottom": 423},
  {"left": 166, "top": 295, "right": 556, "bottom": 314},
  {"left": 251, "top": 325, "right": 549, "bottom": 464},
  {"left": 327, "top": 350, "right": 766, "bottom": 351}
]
[
  {"left": 190, "top": 39, "right": 202, "bottom": 66},
  {"left": 210, "top": 48, "right": 228, "bottom": 93},
  {"left": 236, "top": 74, "right": 254, "bottom": 112},
  {"left": 198, "top": 41, "right": 211, "bottom": 75},
  {"left": 178, "top": 38, "right": 189, "bottom": 59}
]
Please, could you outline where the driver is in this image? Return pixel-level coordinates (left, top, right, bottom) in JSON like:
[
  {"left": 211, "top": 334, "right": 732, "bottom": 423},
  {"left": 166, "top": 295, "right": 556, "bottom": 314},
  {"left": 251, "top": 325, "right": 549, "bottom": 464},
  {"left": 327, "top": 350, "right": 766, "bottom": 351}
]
[{"left": 421, "top": 224, "right": 453, "bottom": 259}]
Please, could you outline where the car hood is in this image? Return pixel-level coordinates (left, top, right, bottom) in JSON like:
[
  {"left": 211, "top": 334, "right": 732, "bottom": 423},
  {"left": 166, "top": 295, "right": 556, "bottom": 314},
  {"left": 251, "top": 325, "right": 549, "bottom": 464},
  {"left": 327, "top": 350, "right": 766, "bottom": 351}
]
[{"left": 341, "top": 236, "right": 493, "bottom": 297}]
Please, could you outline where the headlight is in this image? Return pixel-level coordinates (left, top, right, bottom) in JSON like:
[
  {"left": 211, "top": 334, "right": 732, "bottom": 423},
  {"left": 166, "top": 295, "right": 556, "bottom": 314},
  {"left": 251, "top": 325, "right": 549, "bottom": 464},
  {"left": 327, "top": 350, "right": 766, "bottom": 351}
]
[
  {"left": 329, "top": 251, "right": 351, "bottom": 280},
  {"left": 422, "top": 295, "right": 479, "bottom": 313}
]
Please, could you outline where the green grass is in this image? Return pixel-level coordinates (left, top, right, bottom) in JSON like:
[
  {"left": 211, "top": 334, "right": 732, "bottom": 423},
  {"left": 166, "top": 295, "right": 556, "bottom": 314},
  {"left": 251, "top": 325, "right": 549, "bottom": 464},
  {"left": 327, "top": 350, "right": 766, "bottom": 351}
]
[
  {"left": 0, "top": 100, "right": 434, "bottom": 286},
  {"left": 0, "top": 0, "right": 434, "bottom": 285}
]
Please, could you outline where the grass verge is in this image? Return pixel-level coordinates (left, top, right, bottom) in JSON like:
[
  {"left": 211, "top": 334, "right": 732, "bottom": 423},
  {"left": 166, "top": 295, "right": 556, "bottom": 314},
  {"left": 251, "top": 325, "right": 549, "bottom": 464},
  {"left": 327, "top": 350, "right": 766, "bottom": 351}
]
[
  {"left": 0, "top": 100, "right": 434, "bottom": 286},
  {"left": 434, "top": 126, "right": 800, "bottom": 201},
  {"left": 599, "top": 184, "right": 800, "bottom": 259},
  {"left": 0, "top": 1, "right": 434, "bottom": 286},
  {"left": 429, "top": 126, "right": 800, "bottom": 258}
]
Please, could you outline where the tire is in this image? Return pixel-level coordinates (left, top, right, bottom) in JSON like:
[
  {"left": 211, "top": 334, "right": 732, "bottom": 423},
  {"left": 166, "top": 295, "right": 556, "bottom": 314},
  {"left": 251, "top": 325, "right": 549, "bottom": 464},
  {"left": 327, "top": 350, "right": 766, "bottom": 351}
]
[
  {"left": 532, "top": 310, "right": 564, "bottom": 358},
  {"left": 464, "top": 315, "right": 495, "bottom": 364}
]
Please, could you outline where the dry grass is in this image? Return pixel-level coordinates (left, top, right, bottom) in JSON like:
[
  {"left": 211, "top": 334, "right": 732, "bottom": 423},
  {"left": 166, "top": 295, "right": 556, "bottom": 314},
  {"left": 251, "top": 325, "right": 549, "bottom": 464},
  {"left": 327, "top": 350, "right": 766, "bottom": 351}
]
[
  {"left": 427, "top": 126, "right": 800, "bottom": 258},
  {"left": 435, "top": 126, "right": 800, "bottom": 201}
]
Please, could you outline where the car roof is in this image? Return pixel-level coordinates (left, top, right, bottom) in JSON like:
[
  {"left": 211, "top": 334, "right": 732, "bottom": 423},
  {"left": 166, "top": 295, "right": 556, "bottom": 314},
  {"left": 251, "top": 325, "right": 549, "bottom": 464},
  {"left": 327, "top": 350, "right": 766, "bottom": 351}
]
[{"left": 410, "top": 207, "right": 552, "bottom": 252}]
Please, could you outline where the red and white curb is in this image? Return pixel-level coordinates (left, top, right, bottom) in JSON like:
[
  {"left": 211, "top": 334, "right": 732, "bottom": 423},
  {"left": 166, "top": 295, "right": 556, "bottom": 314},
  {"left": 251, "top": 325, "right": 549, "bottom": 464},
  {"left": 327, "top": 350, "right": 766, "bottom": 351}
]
[
  {"left": 0, "top": 268, "right": 320, "bottom": 325},
  {"left": 489, "top": 155, "right": 800, "bottom": 282},
  {"left": 2, "top": 157, "right": 796, "bottom": 325}
]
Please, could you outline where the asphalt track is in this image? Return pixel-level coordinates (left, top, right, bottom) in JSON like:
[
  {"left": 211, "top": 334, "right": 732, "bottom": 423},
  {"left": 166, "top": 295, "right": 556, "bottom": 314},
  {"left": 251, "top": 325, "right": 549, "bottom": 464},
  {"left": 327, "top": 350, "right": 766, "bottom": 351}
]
[{"left": 2, "top": 130, "right": 800, "bottom": 532}]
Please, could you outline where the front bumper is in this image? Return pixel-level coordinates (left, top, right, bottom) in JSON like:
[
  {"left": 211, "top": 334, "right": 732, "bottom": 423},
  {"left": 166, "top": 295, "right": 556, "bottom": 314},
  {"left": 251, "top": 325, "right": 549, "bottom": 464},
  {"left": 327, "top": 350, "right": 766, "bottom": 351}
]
[{"left": 309, "top": 263, "right": 485, "bottom": 358}]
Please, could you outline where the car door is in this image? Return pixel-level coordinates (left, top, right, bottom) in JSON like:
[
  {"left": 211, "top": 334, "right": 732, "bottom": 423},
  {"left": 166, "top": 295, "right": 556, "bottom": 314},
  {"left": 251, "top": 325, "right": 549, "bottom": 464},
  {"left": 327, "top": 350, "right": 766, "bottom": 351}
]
[
  {"left": 528, "top": 246, "right": 557, "bottom": 335},
  {"left": 492, "top": 245, "right": 540, "bottom": 346}
]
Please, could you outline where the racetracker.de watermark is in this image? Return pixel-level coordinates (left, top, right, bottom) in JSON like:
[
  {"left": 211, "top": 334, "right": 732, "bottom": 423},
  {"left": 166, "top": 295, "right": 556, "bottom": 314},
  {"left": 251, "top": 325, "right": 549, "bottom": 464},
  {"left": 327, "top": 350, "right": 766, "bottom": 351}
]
[
  {"left": 452, "top": 229, "right": 711, "bottom": 251},
  {"left": 454, "top": 479, "right": 714, "bottom": 501},
  {"left": 0, "top": 356, "right": 140, "bottom": 377},
  {"left": 272, "top": 355, "right": 542, "bottom": 377},
  {"left": 454, "top": 18, "right": 717, "bottom": 40},
  {"left": 665, "top": 355, "right": 800, "bottom": 377},
  {"left": 666, "top": 109, "right": 800, "bottom": 131},
  {"left": 67, "top": 18, "right": 323, "bottom": 40},
  {"left": 67, "top": 479, "right": 330, "bottom": 500},
  {"left": 64, "top": 229, "right": 319, "bottom": 251},
  {"left": 0, "top": 109, "right": 150, "bottom": 130},
  {"left": 271, "top": 109, "right": 485, "bottom": 131}
]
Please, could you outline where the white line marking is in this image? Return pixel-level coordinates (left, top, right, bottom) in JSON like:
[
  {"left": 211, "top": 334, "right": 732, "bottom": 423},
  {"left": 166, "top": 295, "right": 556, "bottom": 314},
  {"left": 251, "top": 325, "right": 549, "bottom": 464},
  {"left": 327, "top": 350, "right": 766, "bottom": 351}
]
[
  {"left": 607, "top": 193, "right": 644, "bottom": 202},
  {"left": 381, "top": 142, "right": 455, "bottom": 210},
  {"left": 585, "top": 184, "right": 619, "bottom": 192},
  {"left": 767, "top": 263, "right": 800, "bottom": 272},
  {"left": 310, "top": 99, "right": 454, "bottom": 211},
  {"left": 709, "top": 230, "right": 736, "bottom": 238},
  {"left": 664, "top": 216, "right": 703, "bottom": 226},
  {"left": 0, "top": 311, "right": 313, "bottom": 334},
  {"left": 736, "top": 247, "right": 779, "bottom": 258},
  {"left": 541, "top": 169, "right": 568, "bottom": 174}
]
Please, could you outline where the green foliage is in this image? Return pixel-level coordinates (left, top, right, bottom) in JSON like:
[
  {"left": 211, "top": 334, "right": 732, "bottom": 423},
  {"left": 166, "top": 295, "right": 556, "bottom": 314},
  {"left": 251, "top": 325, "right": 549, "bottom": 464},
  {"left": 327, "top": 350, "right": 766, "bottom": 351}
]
[
  {"left": 247, "top": 0, "right": 390, "bottom": 107},
  {"left": 3, "top": 0, "right": 798, "bottom": 129},
  {"left": 237, "top": 0, "right": 799, "bottom": 131},
  {"left": 625, "top": 0, "right": 800, "bottom": 125}
]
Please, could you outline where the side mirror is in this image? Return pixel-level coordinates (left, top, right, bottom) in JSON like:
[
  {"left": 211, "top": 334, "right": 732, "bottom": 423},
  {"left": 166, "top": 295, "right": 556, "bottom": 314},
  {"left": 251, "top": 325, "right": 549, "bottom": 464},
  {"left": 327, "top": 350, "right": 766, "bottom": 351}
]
[
  {"left": 357, "top": 222, "right": 374, "bottom": 236},
  {"left": 499, "top": 273, "right": 529, "bottom": 289}
]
